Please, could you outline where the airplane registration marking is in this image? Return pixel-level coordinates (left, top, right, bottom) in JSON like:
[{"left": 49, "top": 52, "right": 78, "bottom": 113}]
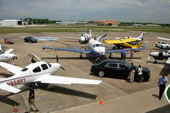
[{"left": 7, "top": 78, "right": 26, "bottom": 86}]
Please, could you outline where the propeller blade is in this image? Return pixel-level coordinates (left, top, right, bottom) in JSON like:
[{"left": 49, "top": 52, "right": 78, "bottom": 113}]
[{"left": 60, "top": 66, "right": 65, "bottom": 70}]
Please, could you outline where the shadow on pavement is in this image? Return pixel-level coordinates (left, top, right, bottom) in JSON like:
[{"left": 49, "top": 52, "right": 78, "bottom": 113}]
[
  {"left": 40, "top": 85, "right": 97, "bottom": 99},
  {"left": 146, "top": 104, "right": 170, "bottom": 113}
]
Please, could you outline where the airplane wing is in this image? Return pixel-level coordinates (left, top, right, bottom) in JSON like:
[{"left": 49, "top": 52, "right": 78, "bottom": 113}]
[
  {"left": 42, "top": 45, "right": 91, "bottom": 53},
  {"left": 0, "top": 62, "right": 22, "bottom": 74},
  {"left": 157, "top": 37, "right": 170, "bottom": 41},
  {"left": 104, "top": 38, "right": 137, "bottom": 44},
  {"left": 166, "top": 57, "right": 170, "bottom": 64},
  {"left": 35, "top": 37, "right": 80, "bottom": 41},
  {"left": 34, "top": 75, "right": 102, "bottom": 85},
  {"left": 0, "top": 83, "right": 21, "bottom": 93},
  {"left": 5, "top": 49, "right": 14, "bottom": 54},
  {"left": 106, "top": 46, "right": 146, "bottom": 53}
]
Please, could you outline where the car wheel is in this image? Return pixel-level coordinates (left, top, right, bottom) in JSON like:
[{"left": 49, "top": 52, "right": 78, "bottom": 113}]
[{"left": 98, "top": 71, "right": 105, "bottom": 77}]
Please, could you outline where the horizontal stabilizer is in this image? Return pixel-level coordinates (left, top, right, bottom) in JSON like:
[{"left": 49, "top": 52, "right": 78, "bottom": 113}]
[
  {"left": 5, "top": 49, "right": 14, "bottom": 54},
  {"left": 0, "top": 83, "right": 21, "bottom": 93},
  {"left": 166, "top": 57, "right": 170, "bottom": 64}
]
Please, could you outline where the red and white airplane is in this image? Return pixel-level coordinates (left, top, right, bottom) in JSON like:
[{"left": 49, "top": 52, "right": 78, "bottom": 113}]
[{"left": 0, "top": 54, "right": 102, "bottom": 93}]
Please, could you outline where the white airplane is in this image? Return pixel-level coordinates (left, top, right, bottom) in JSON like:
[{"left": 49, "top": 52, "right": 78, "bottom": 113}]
[
  {"left": 148, "top": 50, "right": 170, "bottom": 64},
  {"left": 157, "top": 37, "right": 170, "bottom": 42},
  {"left": 43, "top": 34, "right": 146, "bottom": 59},
  {"left": 0, "top": 54, "right": 102, "bottom": 93},
  {"left": 124, "top": 32, "right": 144, "bottom": 41},
  {"left": 0, "top": 48, "right": 17, "bottom": 62},
  {"left": 35, "top": 29, "right": 92, "bottom": 44}
]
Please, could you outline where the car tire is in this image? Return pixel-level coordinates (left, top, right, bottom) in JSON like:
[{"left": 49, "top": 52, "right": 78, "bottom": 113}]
[{"left": 98, "top": 71, "right": 105, "bottom": 77}]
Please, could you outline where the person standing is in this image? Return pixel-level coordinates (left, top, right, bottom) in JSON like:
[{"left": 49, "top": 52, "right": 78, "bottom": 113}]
[
  {"left": 137, "top": 65, "right": 143, "bottom": 82},
  {"left": 26, "top": 85, "right": 39, "bottom": 113},
  {"left": 130, "top": 50, "right": 134, "bottom": 59},
  {"left": 158, "top": 75, "right": 168, "bottom": 100},
  {"left": 128, "top": 63, "right": 136, "bottom": 83}
]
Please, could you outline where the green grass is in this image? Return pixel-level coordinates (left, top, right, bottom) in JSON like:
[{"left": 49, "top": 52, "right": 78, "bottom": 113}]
[{"left": 0, "top": 24, "right": 170, "bottom": 33}]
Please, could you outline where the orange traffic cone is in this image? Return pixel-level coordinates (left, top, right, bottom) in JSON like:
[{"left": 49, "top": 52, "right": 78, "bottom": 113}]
[
  {"left": 13, "top": 104, "right": 18, "bottom": 113},
  {"left": 99, "top": 97, "right": 104, "bottom": 104}
]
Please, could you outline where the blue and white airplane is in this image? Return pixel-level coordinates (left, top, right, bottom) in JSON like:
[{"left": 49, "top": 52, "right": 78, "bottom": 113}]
[{"left": 42, "top": 34, "right": 146, "bottom": 59}]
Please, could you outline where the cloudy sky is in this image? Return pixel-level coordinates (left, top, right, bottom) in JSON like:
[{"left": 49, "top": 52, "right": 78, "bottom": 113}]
[{"left": 0, "top": 0, "right": 170, "bottom": 24}]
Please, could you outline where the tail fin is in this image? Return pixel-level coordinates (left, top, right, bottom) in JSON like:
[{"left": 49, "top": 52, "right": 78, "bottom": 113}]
[
  {"left": 138, "top": 32, "right": 144, "bottom": 40},
  {"left": 89, "top": 29, "right": 92, "bottom": 39}
]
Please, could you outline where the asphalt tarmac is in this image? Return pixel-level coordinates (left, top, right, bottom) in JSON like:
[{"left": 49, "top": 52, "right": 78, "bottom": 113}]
[{"left": 0, "top": 31, "right": 170, "bottom": 113}]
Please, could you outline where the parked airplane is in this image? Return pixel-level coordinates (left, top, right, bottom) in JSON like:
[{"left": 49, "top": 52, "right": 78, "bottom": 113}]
[
  {"left": 0, "top": 54, "right": 102, "bottom": 93},
  {"left": 0, "top": 48, "right": 17, "bottom": 62},
  {"left": 104, "top": 38, "right": 142, "bottom": 49},
  {"left": 42, "top": 34, "right": 146, "bottom": 59},
  {"left": 35, "top": 29, "right": 92, "bottom": 44},
  {"left": 157, "top": 37, "right": 170, "bottom": 42},
  {"left": 147, "top": 50, "right": 170, "bottom": 64},
  {"left": 124, "top": 32, "right": 144, "bottom": 41}
]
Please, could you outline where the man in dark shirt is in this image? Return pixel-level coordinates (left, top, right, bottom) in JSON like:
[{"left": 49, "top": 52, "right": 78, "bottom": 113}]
[{"left": 27, "top": 85, "right": 39, "bottom": 113}]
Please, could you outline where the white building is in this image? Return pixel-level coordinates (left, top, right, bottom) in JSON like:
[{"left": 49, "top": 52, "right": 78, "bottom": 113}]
[{"left": 0, "top": 19, "right": 22, "bottom": 27}]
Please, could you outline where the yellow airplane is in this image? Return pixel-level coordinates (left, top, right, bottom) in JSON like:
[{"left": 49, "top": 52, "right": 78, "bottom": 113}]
[{"left": 104, "top": 38, "right": 141, "bottom": 49}]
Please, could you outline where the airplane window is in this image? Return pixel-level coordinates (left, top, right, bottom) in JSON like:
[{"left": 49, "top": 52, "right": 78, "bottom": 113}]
[
  {"left": 21, "top": 68, "right": 28, "bottom": 72},
  {"left": 47, "top": 63, "right": 51, "bottom": 67},
  {"left": 33, "top": 66, "right": 41, "bottom": 73},
  {"left": 41, "top": 64, "right": 48, "bottom": 70},
  {"left": 100, "top": 44, "right": 104, "bottom": 47}
]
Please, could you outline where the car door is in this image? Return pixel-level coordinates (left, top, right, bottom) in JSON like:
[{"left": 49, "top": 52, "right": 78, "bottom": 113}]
[
  {"left": 104, "top": 63, "right": 118, "bottom": 77},
  {"left": 119, "top": 63, "right": 130, "bottom": 78}
]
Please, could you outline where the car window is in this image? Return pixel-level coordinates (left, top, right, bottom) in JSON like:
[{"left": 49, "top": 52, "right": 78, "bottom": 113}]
[
  {"left": 119, "top": 64, "right": 127, "bottom": 69},
  {"left": 33, "top": 66, "right": 41, "bottom": 73},
  {"left": 107, "top": 63, "right": 117, "bottom": 68},
  {"left": 41, "top": 64, "right": 48, "bottom": 70}
]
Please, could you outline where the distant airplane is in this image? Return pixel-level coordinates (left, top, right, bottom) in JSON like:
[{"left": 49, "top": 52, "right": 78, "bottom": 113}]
[
  {"left": 148, "top": 50, "right": 170, "bottom": 64},
  {"left": 124, "top": 32, "right": 144, "bottom": 41},
  {"left": 42, "top": 34, "right": 146, "bottom": 59},
  {"left": 0, "top": 54, "right": 102, "bottom": 93},
  {"left": 35, "top": 29, "right": 93, "bottom": 44},
  {"left": 0, "top": 48, "right": 17, "bottom": 62}
]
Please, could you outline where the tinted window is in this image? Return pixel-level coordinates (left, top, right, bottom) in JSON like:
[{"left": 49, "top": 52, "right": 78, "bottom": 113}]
[
  {"left": 107, "top": 63, "right": 117, "bottom": 68},
  {"left": 41, "top": 64, "right": 48, "bottom": 70},
  {"left": 119, "top": 64, "right": 127, "bottom": 69},
  {"left": 33, "top": 66, "right": 41, "bottom": 73}
]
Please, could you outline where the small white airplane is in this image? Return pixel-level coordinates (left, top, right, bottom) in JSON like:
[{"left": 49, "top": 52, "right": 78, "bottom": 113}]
[
  {"left": 124, "top": 32, "right": 144, "bottom": 41},
  {"left": 157, "top": 37, "right": 170, "bottom": 42},
  {"left": 43, "top": 34, "right": 146, "bottom": 59},
  {"left": 148, "top": 50, "right": 170, "bottom": 64},
  {"left": 0, "top": 48, "right": 17, "bottom": 62},
  {"left": 0, "top": 54, "right": 102, "bottom": 93},
  {"left": 35, "top": 29, "right": 92, "bottom": 44}
]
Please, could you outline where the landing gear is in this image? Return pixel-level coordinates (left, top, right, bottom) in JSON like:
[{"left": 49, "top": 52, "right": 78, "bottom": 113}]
[
  {"left": 109, "top": 53, "right": 112, "bottom": 59},
  {"left": 80, "top": 53, "right": 83, "bottom": 59}
]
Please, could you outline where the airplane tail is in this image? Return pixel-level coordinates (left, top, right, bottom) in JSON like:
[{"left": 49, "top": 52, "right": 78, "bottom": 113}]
[
  {"left": 137, "top": 32, "right": 144, "bottom": 41},
  {"left": 89, "top": 29, "right": 92, "bottom": 39},
  {"left": 97, "top": 34, "right": 107, "bottom": 42}
]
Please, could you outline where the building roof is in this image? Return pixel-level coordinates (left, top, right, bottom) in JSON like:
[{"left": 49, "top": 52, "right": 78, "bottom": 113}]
[{"left": 1, "top": 19, "right": 20, "bottom": 22}]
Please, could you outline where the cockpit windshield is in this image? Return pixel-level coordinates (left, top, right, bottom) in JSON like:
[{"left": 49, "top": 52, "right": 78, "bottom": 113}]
[{"left": 93, "top": 44, "right": 104, "bottom": 48}]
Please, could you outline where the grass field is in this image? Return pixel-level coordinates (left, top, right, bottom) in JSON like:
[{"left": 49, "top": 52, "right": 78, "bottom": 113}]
[{"left": 0, "top": 24, "right": 170, "bottom": 33}]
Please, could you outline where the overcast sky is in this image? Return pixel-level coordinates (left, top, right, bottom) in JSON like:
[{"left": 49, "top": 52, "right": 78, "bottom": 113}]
[{"left": 0, "top": 0, "right": 170, "bottom": 24}]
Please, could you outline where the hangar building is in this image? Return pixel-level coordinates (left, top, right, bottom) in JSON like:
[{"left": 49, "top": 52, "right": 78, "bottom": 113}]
[{"left": 0, "top": 19, "right": 22, "bottom": 27}]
